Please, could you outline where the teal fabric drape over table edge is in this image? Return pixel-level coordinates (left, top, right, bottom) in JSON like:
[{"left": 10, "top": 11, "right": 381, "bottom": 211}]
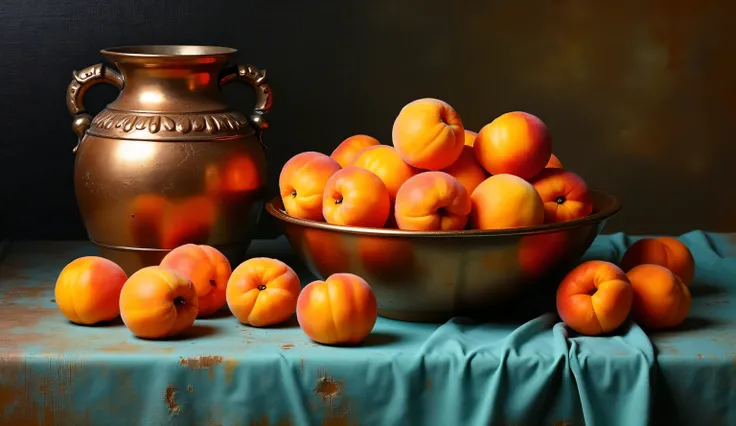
[{"left": 0, "top": 231, "right": 734, "bottom": 426}]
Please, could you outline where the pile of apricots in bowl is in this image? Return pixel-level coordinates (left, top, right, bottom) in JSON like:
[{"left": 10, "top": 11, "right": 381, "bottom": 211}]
[{"left": 280, "top": 98, "right": 590, "bottom": 232}]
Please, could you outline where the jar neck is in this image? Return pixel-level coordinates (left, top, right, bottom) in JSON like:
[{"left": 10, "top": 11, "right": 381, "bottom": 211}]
[{"left": 108, "top": 62, "right": 229, "bottom": 114}]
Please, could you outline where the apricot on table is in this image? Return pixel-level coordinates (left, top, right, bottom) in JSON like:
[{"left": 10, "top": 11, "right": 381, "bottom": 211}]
[
  {"left": 226, "top": 257, "right": 301, "bottom": 327},
  {"left": 441, "top": 145, "right": 488, "bottom": 196},
  {"left": 620, "top": 237, "right": 695, "bottom": 286},
  {"left": 474, "top": 111, "right": 552, "bottom": 180},
  {"left": 626, "top": 264, "right": 691, "bottom": 330},
  {"left": 352, "top": 145, "right": 417, "bottom": 202},
  {"left": 529, "top": 168, "right": 593, "bottom": 223},
  {"left": 322, "top": 166, "right": 391, "bottom": 228},
  {"left": 119, "top": 266, "right": 199, "bottom": 339},
  {"left": 55, "top": 256, "right": 128, "bottom": 325},
  {"left": 297, "top": 273, "right": 378, "bottom": 346},
  {"left": 160, "top": 244, "right": 232, "bottom": 317},
  {"left": 394, "top": 171, "right": 471, "bottom": 231},
  {"left": 392, "top": 98, "right": 465, "bottom": 170},
  {"left": 556, "top": 260, "right": 633, "bottom": 335},
  {"left": 470, "top": 174, "right": 544, "bottom": 230},
  {"left": 279, "top": 151, "right": 342, "bottom": 221},
  {"left": 330, "top": 134, "right": 381, "bottom": 168}
]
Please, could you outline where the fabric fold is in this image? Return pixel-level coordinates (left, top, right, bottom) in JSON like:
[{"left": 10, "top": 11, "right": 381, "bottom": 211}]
[{"left": 561, "top": 321, "right": 656, "bottom": 426}]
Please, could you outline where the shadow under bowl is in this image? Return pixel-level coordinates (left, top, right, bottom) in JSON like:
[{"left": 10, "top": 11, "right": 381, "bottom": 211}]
[{"left": 266, "top": 191, "right": 621, "bottom": 323}]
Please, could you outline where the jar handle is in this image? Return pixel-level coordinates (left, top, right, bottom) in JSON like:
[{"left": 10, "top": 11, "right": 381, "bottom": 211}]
[
  {"left": 219, "top": 64, "right": 273, "bottom": 150},
  {"left": 66, "top": 64, "right": 124, "bottom": 153}
]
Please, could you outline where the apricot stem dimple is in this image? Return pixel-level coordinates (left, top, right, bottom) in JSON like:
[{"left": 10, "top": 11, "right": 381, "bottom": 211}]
[
  {"left": 257, "top": 284, "right": 267, "bottom": 291},
  {"left": 335, "top": 197, "right": 343, "bottom": 205},
  {"left": 209, "top": 279, "right": 217, "bottom": 287},
  {"left": 291, "top": 190, "right": 297, "bottom": 198},
  {"left": 174, "top": 297, "right": 186, "bottom": 306},
  {"left": 556, "top": 196, "right": 566, "bottom": 204}
]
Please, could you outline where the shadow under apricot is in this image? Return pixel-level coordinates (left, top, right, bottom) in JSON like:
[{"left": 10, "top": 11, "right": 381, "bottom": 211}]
[
  {"left": 560, "top": 318, "right": 638, "bottom": 339},
  {"left": 72, "top": 317, "right": 125, "bottom": 328},
  {"left": 266, "top": 315, "right": 300, "bottom": 329},
  {"left": 689, "top": 283, "right": 726, "bottom": 298},
  {"left": 197, "top": 308, "right": 233, "bottom": 320},
  {"left": 236, "top": 315, "right": 300, "bottom": 330},
  {"left": 646, "top": 316, "right": 719, "bottom": 335},
  {"left": 137, "top": 324, "right": 219, "bottom": 342},
  {"left": 303, "top": 331, "right": 401, "bottom": 348},
  {"left": 359, "top": 331, "right": 401, "bottom": 347}
]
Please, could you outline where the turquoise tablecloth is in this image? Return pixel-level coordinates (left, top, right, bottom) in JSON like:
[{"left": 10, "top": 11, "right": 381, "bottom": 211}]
[{"left": 0, "top": 232, "right": 734, "bottom": 425}]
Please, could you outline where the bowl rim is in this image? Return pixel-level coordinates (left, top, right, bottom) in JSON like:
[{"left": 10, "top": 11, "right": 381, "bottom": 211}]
[{"left": 265, "top": 190, "right": 621, "bottom": 238}]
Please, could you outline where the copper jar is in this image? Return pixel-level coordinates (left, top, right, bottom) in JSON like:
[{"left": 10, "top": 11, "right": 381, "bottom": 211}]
[{"left": 65, "top": 45, "right": 272, "bottom": 275}]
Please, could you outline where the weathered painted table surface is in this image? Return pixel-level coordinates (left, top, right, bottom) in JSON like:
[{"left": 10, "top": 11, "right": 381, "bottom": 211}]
[{"left": 0, "top": 232, "right": 734, "bottom": 426}]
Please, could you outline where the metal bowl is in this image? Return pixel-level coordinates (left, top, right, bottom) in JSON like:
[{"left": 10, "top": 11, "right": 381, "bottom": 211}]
[{"left": 266, "top": 191, "right": 621, "bottom": 322}]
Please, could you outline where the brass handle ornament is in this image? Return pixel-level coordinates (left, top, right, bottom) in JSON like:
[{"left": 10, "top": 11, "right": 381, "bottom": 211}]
[
  {"left": 66, "top": 64, "right": 124, "bottom": 153},
  {"left": 219, "top": 64, "right": 273, "bottom": 149}
]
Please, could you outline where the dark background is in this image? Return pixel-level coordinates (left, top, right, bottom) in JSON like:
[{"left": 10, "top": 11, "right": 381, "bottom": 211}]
[{"left": 1, "top": 0, "right": 735, "bottom": 240}]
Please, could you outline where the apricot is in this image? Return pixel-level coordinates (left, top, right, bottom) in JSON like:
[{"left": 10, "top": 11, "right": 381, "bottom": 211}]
[
  {"left": 474, "top": 111, "right": 552, "bottom": 179},
  {"left": 529, "top": 168, "right": 593, "bottom": 223},
  {"left": 322, "top": 166, "right": 390, "bottom": 228},
  {"left": 296, "top": 273, "right": 377, "bottom": 345},
  {"left": 546, "top": 154, "right": 564, "bottom": 169},
  {"left": 330, "top": 135, "right": 381, "bottom": 168},
  {"left": 620, "top": 237, "right": 695, "bottom": 286},
  {"left": 392, "top": 98, "right": 465, "bottom": 170},
  {"left": 119, "top": 266, "right": 198, "bottom": 339},
  {"left": 226, "top": 257, "right": 301, "bottom": 327},
  {"left": 627, "top": 264, "right": 691, "bottom": 330},
  {"left": 441, "top": 145, "right": 488, "bottom": 195},
  {"left": 470, "top": 174, "right": 544, "bottom": 230},
  {"left": 55, "top": 256, "right": 128, "bottom": 325},
  {"left": 160, "top": 244, "right": 232, "bottom": 317},
  {"left": 464, "top": 130, "right": 478, "bottom": 147},
  {"left": 394, "top": 171, "right": 471, "bottom": 231},
  {"left": 279, "top": 151, "right": 342, "bottom": 221},
  {"left": 556, "top": 260, "right": 633, "bottom": 336},
  {"left": 352, "top": 145, "right": 417, "bottom": 201}
]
